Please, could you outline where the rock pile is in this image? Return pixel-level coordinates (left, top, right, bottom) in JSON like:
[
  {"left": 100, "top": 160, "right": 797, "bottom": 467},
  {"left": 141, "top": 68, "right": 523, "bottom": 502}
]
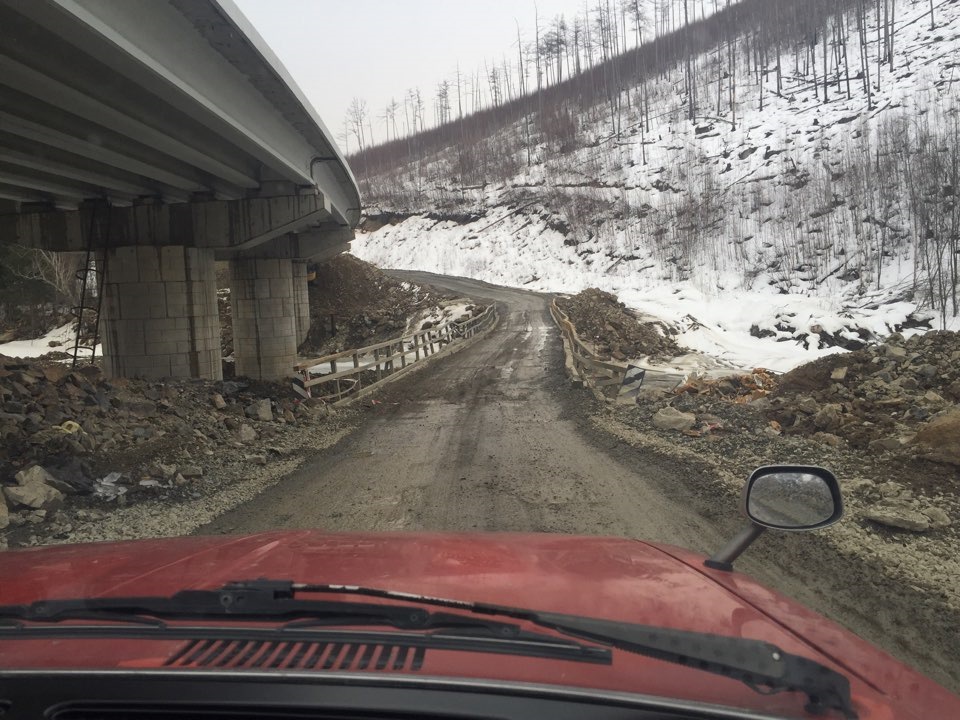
[
  {"left": 0, "top": 354, "right": 332, "bottom": 534},
  {"left": 557, "top": 288, "right": 682, "bottom": 361},
  {"left": 767, "top": 330, "right": 960, "bottom": 461},
  {"left": 300, "top": 255, "right": 451, "bottom": 355},
  {"left": 609, "top": 329, "right": 959, "bottom": 534}
]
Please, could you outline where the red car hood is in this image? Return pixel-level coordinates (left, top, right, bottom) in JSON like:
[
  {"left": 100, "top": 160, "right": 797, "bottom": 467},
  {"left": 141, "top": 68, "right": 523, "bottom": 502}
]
[{"left": 0, "top": 530, "right": 955, "bottom": 720}]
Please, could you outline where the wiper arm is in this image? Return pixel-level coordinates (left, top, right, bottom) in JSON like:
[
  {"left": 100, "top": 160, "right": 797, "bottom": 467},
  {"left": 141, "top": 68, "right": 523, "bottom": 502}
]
[
  {"left": 530, "top": 611, "right": 856, "bottom": 719},
  {"left": 1, "top": 580, "right": 856, "bottom": 718},
  {"left": 283, "top": 580, "right": 858, "bottom": 719}
]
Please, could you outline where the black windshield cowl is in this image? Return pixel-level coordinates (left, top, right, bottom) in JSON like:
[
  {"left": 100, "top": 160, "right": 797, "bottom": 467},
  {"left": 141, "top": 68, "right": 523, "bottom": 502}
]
[{"left": 0, "top": 579, "right": 857, "bottom": 719}]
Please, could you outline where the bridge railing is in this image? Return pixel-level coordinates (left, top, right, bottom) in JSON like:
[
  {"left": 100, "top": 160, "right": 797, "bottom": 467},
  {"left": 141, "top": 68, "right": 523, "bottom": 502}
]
[
  {"left": 548, "top": 299, "right": 627, "bottom": 388},
  {"left": 293, "top": 305, "right": 498, "bottom": 403}
]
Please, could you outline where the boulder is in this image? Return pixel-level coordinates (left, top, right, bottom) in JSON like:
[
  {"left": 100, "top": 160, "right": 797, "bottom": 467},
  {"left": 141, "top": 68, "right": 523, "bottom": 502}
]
[
  {"left": 3, "top": 479, "right": 64, "bottom": 510},
  {"left": 211, "top": 394, "right": 227, "bottom": 410},
  {"left": 0, "top": 494, "right": 8, "bottom": 530},
  {"left": 245, "top": 399, "right": 273, "bottom": 422},
  {"left": 813, "top": 403, "right": 842, "bottom": 432},
  {"left": 921, "top": 507, "right": 951, "bottom": 529},
  {"left": 863, "top": 505, "right": 930, "bottom": 532},
  {"left": 652, "top": 407, "right": 697, "bottom": 432},
  {"left": 179, "top": 466, "right": 203, "bottom": 479},
  {"left": 238, "top": 424, "right": 257, "bottom": 444},
  {"left": 913, "top": 409, "right": 960, "bottom": 466}
]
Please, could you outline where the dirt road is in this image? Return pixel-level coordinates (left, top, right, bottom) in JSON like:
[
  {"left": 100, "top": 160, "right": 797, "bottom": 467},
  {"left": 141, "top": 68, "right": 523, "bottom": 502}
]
[
  {"left": 198, "top": 273, "right": 957, "bottom": 691},
  {"left": 201, "top": 273, "right": 722, "bottom": 550}
]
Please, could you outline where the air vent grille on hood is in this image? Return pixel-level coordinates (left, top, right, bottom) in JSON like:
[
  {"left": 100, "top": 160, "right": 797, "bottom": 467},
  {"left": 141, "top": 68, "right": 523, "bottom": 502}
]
[{"left": 164, "top": 639, "right": 426, "bottom": 672}]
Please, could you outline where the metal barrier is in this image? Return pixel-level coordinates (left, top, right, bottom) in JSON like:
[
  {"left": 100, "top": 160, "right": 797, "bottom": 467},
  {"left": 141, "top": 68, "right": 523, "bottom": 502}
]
[{"left": 293, "top": 305, "right": 498, "bottom": 402}]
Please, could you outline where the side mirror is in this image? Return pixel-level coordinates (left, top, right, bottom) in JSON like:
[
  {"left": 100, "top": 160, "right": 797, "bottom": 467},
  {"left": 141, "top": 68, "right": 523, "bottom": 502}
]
[
  {"left": 745, "top": 466, "right": 843, "bottom": 530},
  {"left": 705, "top": 466, "right": 843, "bottom": 572}
]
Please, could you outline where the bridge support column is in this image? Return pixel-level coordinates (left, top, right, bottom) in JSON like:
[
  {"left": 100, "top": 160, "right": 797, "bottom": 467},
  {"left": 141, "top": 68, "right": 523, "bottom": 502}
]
[
  {"left": 230, "top": 258, "right": 298, "bottom": 380},
  {"left": 293, "top": 261, "right": 311, "bottom": 346},
  {"left": 100, "top": 246, "right": 221, "bottom": 380}
]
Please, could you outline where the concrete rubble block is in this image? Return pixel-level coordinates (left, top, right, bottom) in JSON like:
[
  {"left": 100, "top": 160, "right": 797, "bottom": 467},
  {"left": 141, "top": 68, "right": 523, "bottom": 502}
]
[
  {"left": 238, "top": 424, "right": 257, "bottom": 443},
  {"left": 4, "top": 476, "right": 64, "bottom": 510},
  {"left": 652, "top": 407, "right": 697, "bottom": 432},
  {"left": 15, "top": 465, "right": 78, "bottom": 495}
]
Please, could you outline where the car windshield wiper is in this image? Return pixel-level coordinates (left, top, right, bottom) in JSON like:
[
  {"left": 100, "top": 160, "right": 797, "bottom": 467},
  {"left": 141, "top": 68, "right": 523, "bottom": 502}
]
[
  {"left": 0, "top": 581, "right": 610, "bottom": 666},
  {"left": 0, "top": 579, "right": 856, "bottom": 719},
  {"left": 259, "top": 580, "right": 859, "bottom": 719}
]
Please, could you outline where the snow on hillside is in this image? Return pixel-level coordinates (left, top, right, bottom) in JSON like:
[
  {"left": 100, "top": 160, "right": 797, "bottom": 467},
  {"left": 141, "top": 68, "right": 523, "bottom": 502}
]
[{"left": 353, "top": 0, "right": 960, "bottom": 372}]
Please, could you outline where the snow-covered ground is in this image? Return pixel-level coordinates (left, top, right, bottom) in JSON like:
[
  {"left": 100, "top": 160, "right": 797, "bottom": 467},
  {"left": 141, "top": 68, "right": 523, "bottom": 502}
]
[
  {"left": 354, "top": 0, "right": 958, "bottom": 374},
  {"left": 352, "top": 210, "right": 935, "bottom": 373},
  {"left": 0, "top": 322, "right": 100, "bottom": 360}
]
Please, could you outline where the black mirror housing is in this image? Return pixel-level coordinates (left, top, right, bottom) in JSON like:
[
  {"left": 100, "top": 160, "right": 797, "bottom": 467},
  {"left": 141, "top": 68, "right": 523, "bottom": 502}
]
[
  {"left": 705, "top": 465, "right": 845, "bottom": 572},
  {"left": 743, "top": 465, "right": 844, "bottom": 531}
]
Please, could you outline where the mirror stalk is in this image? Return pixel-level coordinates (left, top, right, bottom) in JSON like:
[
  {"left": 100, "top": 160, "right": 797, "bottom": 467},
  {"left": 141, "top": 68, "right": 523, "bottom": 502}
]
[{"left": 704, "top": 524, "right": 766, "bottom": 572}]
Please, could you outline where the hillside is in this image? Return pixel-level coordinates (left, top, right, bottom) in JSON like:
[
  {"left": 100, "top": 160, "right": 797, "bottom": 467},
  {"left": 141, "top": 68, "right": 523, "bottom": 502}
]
[{"left": 351, "top": 0, "right": 959, "bottom": 372}]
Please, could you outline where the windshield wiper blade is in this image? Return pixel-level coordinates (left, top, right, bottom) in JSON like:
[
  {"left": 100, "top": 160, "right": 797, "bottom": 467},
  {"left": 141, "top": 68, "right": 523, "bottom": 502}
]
[
  {"left": 0, "top": 584, "right": 607, "bottom": 662},
  {"left": 0, "top": 580, "right": 856, "bottom": 718},
  {"left": 282, "top": 580, "right": 858, "bottom": 719}
]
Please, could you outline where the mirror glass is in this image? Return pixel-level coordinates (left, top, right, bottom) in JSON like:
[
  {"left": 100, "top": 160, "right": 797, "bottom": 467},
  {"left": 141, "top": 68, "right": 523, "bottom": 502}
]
[{"left": 747, "top": 471, "right": 836, "bottom": 528}]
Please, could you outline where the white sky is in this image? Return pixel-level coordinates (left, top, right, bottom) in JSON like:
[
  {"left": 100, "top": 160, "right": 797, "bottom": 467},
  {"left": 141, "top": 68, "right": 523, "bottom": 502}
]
[{"left": 233, "top": 0, "right": 592, "bottom": 150}]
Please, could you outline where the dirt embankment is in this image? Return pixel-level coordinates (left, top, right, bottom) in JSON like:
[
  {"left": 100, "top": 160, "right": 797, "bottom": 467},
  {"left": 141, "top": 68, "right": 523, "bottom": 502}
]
[
  {"left": 557, "top": 288, "right": 682, "bottom": 361},
  {"left": 299, "top": 255, "right": 455, "bottom": 356}
]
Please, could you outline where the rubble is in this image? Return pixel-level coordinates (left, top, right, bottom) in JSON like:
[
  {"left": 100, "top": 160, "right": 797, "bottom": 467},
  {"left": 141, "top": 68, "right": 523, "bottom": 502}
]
[
  {"left": 674, "top": 368, "right": 780, "bottom": 403},
  {"left": 606, "top": 327, "right": 959, "bottom": 541},
  {"left": 557, "top": 289, "right": 683, "bottom": 361},
  {"left": 299, "top": 255, "right": 456, "bottom": 356},
  {"left": 0, "top": 351, "right": 340, "bottom": 543},
  {"left": 767, "top": 331, "right": 960, "bottom": 455},
  {"left": 652, "top": 407, "right": 697, "bottom": 432}
]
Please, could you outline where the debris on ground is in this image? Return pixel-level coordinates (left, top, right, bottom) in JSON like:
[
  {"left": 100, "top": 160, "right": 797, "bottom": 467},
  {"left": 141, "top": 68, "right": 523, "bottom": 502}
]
[
  {"left": 557, "top": 288, "right": 683, "bottom": 361},
  {"left": 606, "top": 329, "right": 960, "bottom": 541},
  {"left": 766, "top": 331, "right": 960, "bottom": 457},
  {"left": 299, "top": 255, "right": 457, "bottom": 355},
  {"left": 674, "top": 368, "right": 780, "bottom": 402},
  {"left": 0, "top": 353, "right": 343, "bottom": 545}
]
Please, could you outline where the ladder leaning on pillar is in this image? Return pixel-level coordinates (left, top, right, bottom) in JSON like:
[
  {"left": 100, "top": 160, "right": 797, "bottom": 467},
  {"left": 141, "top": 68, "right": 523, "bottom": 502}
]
[{"left": 70, "top": 203, "right": 110, "bottom": 369}]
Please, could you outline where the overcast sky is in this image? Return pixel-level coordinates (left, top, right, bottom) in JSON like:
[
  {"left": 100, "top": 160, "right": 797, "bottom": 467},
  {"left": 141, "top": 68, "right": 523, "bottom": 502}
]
[{"left": 232, "top": 0, "right": 590, "bottom": 150}]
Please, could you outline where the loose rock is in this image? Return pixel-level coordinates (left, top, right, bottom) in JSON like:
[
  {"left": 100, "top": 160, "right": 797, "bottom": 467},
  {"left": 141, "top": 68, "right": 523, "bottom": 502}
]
[{"left": 652, "top": 407, "right": 697, "bottom": 432}]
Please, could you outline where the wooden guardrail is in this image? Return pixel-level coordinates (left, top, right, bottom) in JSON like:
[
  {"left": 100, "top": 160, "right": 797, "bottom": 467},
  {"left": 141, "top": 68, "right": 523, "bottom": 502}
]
[
  {"left": 293, "top": 305, "right": 497, "bottom": 402},
  {"left": 548, "top": 299, "right": 628, "bottom": 389}
]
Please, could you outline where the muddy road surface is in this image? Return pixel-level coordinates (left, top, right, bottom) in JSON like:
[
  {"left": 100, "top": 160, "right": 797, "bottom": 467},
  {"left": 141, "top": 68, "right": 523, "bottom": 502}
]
[
  {"left": 199, "top": 272, "right": 957, "bottom": 691},
  {"left": 201, "top": 273, "right": 718, "bottom": 548}
]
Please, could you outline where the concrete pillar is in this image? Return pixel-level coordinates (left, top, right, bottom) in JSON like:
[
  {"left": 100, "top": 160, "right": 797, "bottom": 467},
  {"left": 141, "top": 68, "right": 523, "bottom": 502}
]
[
  {"left": 230, "top": 257, "right": 298, "bottom": 380},
  {"left": 99, "top": 246, "right": 221, "bottom": 380},
  {"left": 293, "top": 260, "right": 311, "bottom": 346}
]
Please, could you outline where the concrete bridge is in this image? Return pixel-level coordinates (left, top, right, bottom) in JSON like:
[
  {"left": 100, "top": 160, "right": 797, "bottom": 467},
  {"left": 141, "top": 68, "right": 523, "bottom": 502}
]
[{"left": 0, "top": 0, "right": 360, "bottom": 380}]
